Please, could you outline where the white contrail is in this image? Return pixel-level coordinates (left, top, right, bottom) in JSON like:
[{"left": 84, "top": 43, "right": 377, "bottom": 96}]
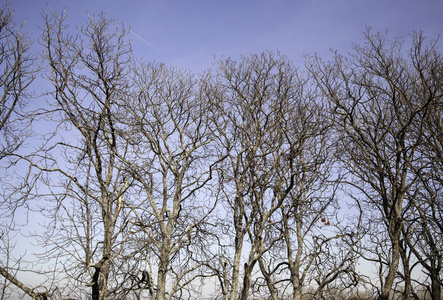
[{"left": 130, "top": 30, "right": 162, "bottom": 54}]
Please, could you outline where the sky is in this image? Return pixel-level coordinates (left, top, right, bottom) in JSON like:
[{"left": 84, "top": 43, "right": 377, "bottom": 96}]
[
  {"left": 3, "top": 0, "right": 443, "bottom": 296},
  {"left": 8, "top": 0, "right": 443, "bottom": 72}
]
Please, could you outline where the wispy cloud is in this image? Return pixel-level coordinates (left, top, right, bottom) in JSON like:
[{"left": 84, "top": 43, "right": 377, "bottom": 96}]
[{"left": 130, "top": 30, "right": 163, "bottom": 54}]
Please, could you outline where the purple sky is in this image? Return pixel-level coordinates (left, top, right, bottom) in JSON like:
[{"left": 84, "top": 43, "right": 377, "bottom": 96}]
[{"left": 10, "top": 0, "right": 443, "bottom": 71}]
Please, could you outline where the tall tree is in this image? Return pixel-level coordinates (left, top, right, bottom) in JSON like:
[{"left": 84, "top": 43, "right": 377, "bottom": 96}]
[
  {"left": 307, "top": 30, "right": 440, "bottom": 300},
  {"left": 259, "top": 86, "right": 360, "bottom": 300},
  {"left": 0, "top": 1, "right": 39, "bottom": 299},
  {"left": 28, "top": 10, "right": 133, "bottom": 299},
  {"left": 211, "top": 52, "right": 304, "bottom": 300},
  {"left": 119, "top": 62, "right": 222, "bottom": 300},
  {"left": 406, "top": 34, "right": 443, "bottom": 300}
]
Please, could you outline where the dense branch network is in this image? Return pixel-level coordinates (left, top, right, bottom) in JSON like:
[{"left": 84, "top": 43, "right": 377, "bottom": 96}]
[{"left": 0, "top": 6, "right": 442, "bottom": 300}]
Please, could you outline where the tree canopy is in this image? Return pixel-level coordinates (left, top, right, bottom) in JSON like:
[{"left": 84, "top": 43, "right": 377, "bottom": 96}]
[{"left": 1, "top": 5, "right": 442, "bottom": 300}]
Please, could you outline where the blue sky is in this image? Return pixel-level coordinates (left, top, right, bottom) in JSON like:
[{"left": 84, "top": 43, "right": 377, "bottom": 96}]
[
  {"left": 10, "top": 0, "right": 443, "bottom": 71},
  {"left": 4, "top": 0, "right": 443, "bottom": 292}
]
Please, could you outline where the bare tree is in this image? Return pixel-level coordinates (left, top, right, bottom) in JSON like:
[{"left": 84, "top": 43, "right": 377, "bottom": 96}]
[
  {"left": 210, "top": 52, "right": 310, "bottom": 300},
  {"left": 307, "top": 29, "right": 440, "bottom": 300},
  {"left": 405, "top": 35, "right": 443, "bottom": 300},
  {"left": 22, "top": 10, "right": 134, "bottom": 300},
  {"left": 0, "top": 1, "right": 41, "bottom": 299},
  {"left": 2, "top": 6, "right": 443, "bottom": 298},
  {"left": 118, "top": 62, "right": 222, "bottom": 300},
  {"left": 261, "top": 88, "right": 361, "bottom": 300}
]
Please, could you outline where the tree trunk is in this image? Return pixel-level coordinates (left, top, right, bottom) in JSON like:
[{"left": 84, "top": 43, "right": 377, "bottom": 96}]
[
  {"left": 90, "top": 266, "right": 100, "bottom": 300},
  {"left": 400, "top": 243, "right": 412, "bottom": 300},
  {"left": 239, "top": 260, "right": 257, "bottom": 300},
  {"left": 292, "top": 288, "right": 302, "bottom": 300},
  {"left": 98, "top": 259, "right": 110, "bottom": 300},
  {"left": 381, "top": 229, "right": 401, "bottom": 300},
  {"left": 229, "top": 234, "right": 244, "bottom": 300},
  {"left": 430, "top": 268, "right": 441, "bottom": 300},
  {"left": 156, "top": 243, "right": 170, "bottom": 300},
  {"left": 156, "top": 267, "right": 167, "bottom": 300}
]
